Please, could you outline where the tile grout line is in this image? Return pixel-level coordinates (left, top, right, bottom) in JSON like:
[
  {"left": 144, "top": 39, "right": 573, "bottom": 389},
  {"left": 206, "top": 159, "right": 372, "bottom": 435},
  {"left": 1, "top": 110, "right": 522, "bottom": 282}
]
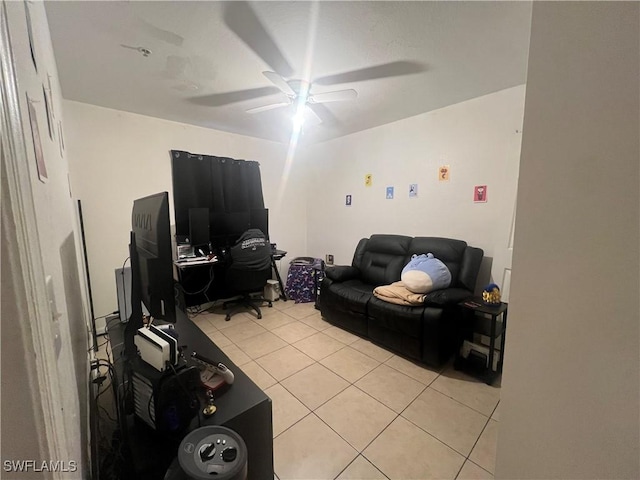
[
  {"left": 332, "top": 452, "right": 391, "bottom": 480},
  {"left": 203, "top": 310, "right": 499, "bottom": 479}
]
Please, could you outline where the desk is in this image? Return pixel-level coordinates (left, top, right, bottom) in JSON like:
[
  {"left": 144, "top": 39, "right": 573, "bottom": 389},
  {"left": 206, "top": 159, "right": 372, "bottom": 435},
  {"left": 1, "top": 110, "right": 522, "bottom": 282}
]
[
  {"left": 108, "top": 309, "right": 274, "bottom": 479},
  {"left": 271, "top": 250, "right": 287, "bottom": 301},
  {"left": 174, "top": 251, "right": 288, "bottom": 306},
  {"left": 173, "top": 258, "right": 222, "bottom": 307}
]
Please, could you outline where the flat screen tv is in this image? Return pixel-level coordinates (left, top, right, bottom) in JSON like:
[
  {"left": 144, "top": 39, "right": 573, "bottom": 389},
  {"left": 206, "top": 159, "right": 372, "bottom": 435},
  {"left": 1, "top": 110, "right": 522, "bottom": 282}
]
[{"left": 128, "top": 192, "right": 176, "bottom": 329}]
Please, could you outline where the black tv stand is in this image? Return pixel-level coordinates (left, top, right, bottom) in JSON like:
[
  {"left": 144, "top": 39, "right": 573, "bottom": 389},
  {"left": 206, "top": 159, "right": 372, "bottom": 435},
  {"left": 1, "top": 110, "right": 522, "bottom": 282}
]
[{"left": 108, "top": 309, "right": 274, "bottom": 479}]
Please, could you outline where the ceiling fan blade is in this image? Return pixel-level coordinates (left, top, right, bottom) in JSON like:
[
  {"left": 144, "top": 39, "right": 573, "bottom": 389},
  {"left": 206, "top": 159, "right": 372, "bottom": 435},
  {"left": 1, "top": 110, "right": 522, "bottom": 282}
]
[
  {"left": 246, "top": 101, "right": 291, "bottom": 114},
  {"left": 111, "top": 3, "right": 185, "bottom": 47},
  {"left": 223, "top": 2, "right": 294, "bottom": 77},
  {"left": 307, "top": 103, "right": 339, "bottom": 125},
  {"left": 314, "top": 61, "right": 426, "bottom": 86},
  {"left": 309, "top": 89, "right": 358, "bottom": 104},
  {"left": 163, "top": 55, "right": 190, "bottom": 79},
  {"left": 305, "top": 105, "right": 323, "bottom": 125},
  {"left": 263, "top": 71, "right": 296, "bottom": 96},
  {"left": 187, "top": 86, "right": 280, "bottom": 107},
  {"left": 134, "top": 17, "right": 184, "bottom": 47}
]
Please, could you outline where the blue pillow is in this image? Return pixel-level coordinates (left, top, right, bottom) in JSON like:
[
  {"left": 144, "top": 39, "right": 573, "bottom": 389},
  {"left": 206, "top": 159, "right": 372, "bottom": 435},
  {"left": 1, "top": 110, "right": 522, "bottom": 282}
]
[{"left": 401, "top": 253, "right": 452, "bottom": 294}]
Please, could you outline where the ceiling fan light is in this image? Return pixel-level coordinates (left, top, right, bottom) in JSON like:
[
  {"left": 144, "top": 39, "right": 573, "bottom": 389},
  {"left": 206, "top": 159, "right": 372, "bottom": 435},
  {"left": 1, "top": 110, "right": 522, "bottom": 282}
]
[{"left": 292, "top": 106, "right": 306, "bottom": 130}]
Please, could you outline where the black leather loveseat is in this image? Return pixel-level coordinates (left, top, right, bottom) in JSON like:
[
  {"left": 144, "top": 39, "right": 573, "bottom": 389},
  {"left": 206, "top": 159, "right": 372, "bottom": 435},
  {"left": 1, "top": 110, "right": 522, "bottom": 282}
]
[{"left": 317, "top": 235, "right": 483, "bottom": 367}]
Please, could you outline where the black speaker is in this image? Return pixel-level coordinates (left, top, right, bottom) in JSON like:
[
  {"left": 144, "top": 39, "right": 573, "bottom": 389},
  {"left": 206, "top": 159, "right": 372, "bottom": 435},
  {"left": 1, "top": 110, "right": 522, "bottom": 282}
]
[{"left": 188, "top": 208, "right": 210, "bottom": 248}]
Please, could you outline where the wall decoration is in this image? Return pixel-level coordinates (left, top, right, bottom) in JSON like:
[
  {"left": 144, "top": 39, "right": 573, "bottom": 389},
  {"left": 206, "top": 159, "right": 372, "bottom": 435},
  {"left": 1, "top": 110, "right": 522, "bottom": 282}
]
[
  {"left": 365, "top": 174, "right": 372, "bottom": 187},
  {"left": 58, "top": 120, "right": 65, "bottom": 157},
  {"left": 42, "top": 84, "right": 54, "bottom": 140},
  {"left": 24, "top": 1, "right": 38, "bottom": 72},
  {"left": 26, "top": 93, "right": 47, "bottom": 183},
  {"left": 439, "top": 165, "right": 450, "bottom": 181},
  {"left": 47, "top": 74, "right": 56, "bottom": 119},
  {"left": 409, "top": 184, "right": 418, "bottom": 198},
  {"left": 474, "top": 185, "right": 488, "bottom": 202},
  {"left": 386, "top": 186, "right": 394, "bottom": 199},
  {"left": 345, "top": 194, "right": 352, "bottom": 206}
]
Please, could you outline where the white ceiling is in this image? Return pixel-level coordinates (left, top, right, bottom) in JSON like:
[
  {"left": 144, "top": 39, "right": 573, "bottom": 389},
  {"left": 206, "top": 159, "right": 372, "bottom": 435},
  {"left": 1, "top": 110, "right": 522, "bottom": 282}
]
[{"left": 45, "top": 1, "right": 532, "bottom": 145}]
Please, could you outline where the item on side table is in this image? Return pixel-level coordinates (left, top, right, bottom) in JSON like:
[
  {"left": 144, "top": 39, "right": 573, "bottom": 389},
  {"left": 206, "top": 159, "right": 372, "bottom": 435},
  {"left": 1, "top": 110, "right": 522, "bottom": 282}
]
[
  {"left": 482, "top": 283, "right": 501, "bottom": 305},
  {"left": 460, "top": 340, "right": 499, "bottom": 371}
]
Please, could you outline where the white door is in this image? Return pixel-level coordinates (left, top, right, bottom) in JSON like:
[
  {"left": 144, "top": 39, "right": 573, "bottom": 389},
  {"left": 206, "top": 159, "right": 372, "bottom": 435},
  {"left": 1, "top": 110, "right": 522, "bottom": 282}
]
[{"left": 492, "top": 128, "right": 522, "bottom": 303}]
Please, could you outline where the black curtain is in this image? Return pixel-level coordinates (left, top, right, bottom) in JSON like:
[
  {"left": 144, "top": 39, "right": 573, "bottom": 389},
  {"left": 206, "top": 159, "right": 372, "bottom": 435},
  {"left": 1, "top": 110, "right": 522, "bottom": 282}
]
[{"left": 171, "top": 150, "right": 266, "bottom": 244}]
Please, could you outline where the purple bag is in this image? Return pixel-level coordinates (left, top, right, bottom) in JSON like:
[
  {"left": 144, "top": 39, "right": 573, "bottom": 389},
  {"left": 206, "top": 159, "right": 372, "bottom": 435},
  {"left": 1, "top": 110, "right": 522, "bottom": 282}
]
[{"left": 285, "top": 258, "right": 325, "bottom": 303}]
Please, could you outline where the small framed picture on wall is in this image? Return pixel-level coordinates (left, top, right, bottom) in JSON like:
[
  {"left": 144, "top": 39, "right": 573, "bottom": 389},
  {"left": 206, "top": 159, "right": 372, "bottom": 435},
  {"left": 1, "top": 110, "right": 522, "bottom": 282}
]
[
  {"left": 26, "top": 93, "right": 48, "bottom": 183},
  {"left": 386, "top": 186, "right": 394, "bottom": 199},
  {"left": 439, "top": 165, "right": 450, "bottom": 181},
  {"left": 474, "top": 185, "right": 487, "bottom": 202}
]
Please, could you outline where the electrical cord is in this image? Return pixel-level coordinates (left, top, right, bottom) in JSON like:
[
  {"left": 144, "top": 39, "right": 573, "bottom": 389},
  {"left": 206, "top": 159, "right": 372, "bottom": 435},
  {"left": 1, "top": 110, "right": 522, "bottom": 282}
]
[
  {"left": 105, "top": 314, "right": 122, "bottom": 331},
  {"left": 92, "top": 353, "right": 124, "bottom": 480},
  {"left": 176, "top": 264, "right": 215, "bottom": 296},
  {"left": 93, "top": 310, "right": 119, "bottom": 321}
]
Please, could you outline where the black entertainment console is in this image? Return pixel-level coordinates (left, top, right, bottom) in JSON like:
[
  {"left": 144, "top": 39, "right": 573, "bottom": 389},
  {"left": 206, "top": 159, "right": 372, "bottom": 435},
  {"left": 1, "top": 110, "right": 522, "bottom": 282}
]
[{"left": 108, "top": 308, "right": 274, "bottom": 479}]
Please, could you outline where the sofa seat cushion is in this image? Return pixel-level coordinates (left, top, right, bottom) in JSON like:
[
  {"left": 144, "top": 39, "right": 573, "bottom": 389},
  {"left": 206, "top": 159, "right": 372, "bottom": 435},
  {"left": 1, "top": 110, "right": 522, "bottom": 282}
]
[
  {"left": 423, "top": 287, "right": 474, "bottom": 306},
  {"left": 367, "top": 297, "right": 425, "bottom": 339},
  {"left": 325, "top": 279, "right": 375, "bottom": 315}
]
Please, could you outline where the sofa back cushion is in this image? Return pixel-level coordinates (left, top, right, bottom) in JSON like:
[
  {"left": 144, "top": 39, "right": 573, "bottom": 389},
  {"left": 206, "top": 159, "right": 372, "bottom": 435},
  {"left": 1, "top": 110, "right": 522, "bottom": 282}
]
[
  {"left": 407, "top": 237, "right": 468, "bottom": 287},
  {"left": 355, "top": 235, "right": 411, "bottom": 286},
  {"left": 458, "top": 246, "right": 484, "bottom": 291}
]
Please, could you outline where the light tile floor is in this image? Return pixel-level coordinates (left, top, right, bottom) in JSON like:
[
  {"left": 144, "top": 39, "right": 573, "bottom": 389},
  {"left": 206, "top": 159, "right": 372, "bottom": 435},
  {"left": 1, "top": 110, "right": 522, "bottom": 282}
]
[{"left": 190, "top": 300, "right": 501, "bottom": 480}]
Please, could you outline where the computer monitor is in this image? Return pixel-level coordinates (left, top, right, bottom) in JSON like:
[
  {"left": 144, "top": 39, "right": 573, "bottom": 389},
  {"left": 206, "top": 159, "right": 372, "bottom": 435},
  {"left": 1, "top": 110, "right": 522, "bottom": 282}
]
[
  {"left": 250, "top": 208, "right": 269, "bottom": 239},
  {"left": 128, "top": 192, "right": 177, "bottom": 327},
  {"left": 188, "top": 207, "right": 210, "bottom": 248}
]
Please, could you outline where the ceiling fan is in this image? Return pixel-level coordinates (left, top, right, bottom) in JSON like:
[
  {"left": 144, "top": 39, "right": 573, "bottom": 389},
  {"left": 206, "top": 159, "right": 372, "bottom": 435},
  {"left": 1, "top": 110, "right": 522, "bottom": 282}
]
[
  {"left": 245, "top": 71, "right": 358, "bottom": 123},
  {"left": 188, "top": 2, "right": 426, "bottom": 125}
]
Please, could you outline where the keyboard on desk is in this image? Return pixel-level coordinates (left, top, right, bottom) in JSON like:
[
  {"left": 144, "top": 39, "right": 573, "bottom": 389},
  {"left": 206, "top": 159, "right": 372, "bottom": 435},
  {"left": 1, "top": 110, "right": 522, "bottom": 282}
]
[{"left": 175, "top": 256, "right": 218, "bottom": 266}]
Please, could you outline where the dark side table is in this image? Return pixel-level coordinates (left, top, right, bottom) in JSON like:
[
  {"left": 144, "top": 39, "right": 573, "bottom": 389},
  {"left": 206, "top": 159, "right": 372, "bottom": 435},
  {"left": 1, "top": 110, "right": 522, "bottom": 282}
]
[{"left": 454, "top": 298, "right": 508, "bottom": 385}]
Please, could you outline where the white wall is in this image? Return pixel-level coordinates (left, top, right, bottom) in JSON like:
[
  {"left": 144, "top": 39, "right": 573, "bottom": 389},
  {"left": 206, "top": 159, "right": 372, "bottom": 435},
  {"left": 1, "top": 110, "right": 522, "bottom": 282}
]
[
  {"left": 63, "top": 101, "right": 309, "bottom": 317},
  {"left": 496, "top": 2, "right": 639, "bottom": 479},
  {"left": 3, "top": 0, "right": 88, "bottom": 475},
  {"left": 304, "top": 85, "right": 525, "bottom": 290}
]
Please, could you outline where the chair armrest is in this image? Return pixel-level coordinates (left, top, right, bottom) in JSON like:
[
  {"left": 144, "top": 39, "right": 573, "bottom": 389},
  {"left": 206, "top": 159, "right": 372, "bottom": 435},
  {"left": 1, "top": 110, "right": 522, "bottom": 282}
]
[
  {"left": 423, "top": 288, "right": 473, "bottom": 306},
  {"left": 325, "top": 265, "right": 360, "bottom": 282}
]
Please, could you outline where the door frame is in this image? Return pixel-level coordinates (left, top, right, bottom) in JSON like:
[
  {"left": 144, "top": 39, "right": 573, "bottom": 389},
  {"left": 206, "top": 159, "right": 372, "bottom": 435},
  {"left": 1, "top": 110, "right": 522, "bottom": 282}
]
[{"left": 1, "top": 2, "right": 75, "bottom": 477}]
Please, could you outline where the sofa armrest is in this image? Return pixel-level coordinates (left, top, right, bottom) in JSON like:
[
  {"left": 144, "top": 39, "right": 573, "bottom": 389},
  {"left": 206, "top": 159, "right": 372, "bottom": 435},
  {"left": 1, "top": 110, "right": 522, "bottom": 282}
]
[
  {"left": 423, "top": 288, "right": 473, "bottom": 306},
  {"left": 325, "top": 265, "right": 360, "bottom": 282}
]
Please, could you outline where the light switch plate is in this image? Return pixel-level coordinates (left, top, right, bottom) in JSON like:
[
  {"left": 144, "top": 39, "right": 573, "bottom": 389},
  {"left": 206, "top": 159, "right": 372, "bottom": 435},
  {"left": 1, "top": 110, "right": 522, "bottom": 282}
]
[{"left": 45, "top": 275, "right": 62, "bottom": 358}]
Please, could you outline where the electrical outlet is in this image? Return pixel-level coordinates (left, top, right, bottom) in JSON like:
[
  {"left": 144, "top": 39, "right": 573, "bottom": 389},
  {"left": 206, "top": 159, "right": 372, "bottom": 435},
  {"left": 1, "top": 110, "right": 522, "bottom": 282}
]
[{"left": 326, "top": 254, "right": 334, "bottom": 265}]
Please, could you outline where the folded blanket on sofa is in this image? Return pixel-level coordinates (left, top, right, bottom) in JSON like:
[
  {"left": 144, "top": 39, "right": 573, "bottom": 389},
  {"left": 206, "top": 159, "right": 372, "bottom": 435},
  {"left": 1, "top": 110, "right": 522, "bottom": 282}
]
[{"left": 373, "top": 281, "right": 426, "bottom": 306}]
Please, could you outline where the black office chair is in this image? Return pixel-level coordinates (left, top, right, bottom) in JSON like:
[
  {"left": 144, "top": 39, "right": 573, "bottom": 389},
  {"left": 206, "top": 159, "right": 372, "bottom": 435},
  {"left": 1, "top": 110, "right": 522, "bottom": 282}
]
[{"left": 223, "top": 229, "right": 273, "bottom": 321}]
